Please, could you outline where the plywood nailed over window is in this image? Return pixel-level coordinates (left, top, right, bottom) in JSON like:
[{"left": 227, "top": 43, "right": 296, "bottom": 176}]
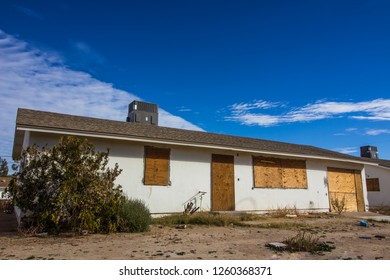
[
  {"left": 144, "top": 146, "right": 170, "bottom": 186},
  {"left": 253, "top": 156, "right": 307, "bottom": 189},
  {"left": 366, "top": 178, "right": 380, "bottom": 192}
]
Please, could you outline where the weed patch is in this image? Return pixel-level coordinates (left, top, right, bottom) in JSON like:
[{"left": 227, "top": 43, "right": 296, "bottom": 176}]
[
  {"left": 153, "top": 212, "right": 266, "bottom": 227},
  {"left": 269, "top": 206, "right": 299, "bottom": 218},
  {"left": 283, "top": 231, "right": 335, "bottom": 253}
]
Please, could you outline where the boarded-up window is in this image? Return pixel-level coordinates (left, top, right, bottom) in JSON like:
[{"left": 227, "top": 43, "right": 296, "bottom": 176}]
[
  {"left": 144, "top": 146, "right": 170, "bottom": 186},
  {"left": 366, "top": 178, "right": 380, "bottom": 192},
  {"left": 253, "top": 157, "right": 307, "bottom": 189}
]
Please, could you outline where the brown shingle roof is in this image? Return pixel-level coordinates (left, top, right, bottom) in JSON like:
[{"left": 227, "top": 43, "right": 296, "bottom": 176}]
[
  {"left": 360, "top": 158, "right": 390, "bottom": 169},
  {"left": 378, "top": 160, "right": 390, "bottom": 168},
  {"left": 13, "top": 108, "right": 374, "bottom": 164}
]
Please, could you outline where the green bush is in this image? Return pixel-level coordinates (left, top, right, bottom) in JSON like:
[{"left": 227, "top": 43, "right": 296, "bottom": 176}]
[
  {"left": 9, "top": 136, "right": 123, "bottom": 234},
  {"left": 118, "top": 198, "right": 151, "bottom": 232}
]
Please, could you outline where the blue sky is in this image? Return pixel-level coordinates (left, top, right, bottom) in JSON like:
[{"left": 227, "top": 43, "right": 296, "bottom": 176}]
[{"left": 1, "top": 0, "right": 390, "bottom": 163}]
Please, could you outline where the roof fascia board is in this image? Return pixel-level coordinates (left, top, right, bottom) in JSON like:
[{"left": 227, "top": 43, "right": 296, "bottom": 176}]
[
  {"left": 16, "top": 126, "right": 378, "bottom": 167},
  {"left": 375, "top": 164, "right": 390, "bottom": 171}
]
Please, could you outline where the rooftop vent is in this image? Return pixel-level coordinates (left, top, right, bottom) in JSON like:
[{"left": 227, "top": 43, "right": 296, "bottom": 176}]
[
  {"left": 360, "top": 146, "right": 379, "bottom": 159},
  {"left": 126, "top": 100, "right": 158, "bottom": 125}
]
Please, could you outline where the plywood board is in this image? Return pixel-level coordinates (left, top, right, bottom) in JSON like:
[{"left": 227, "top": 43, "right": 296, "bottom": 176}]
[
  {"left": 327, "top": 168, "right": 356, "bottom": 193},
  {"left": 144, "top": 147, "right": 170, "bottom": 186},
  {"left": 281, "top": 159, "right": 308, "bottom": 189},
  {"left": 212, "top": 154, "right": 235, "bottom": 211},
  {"left": 253, "top": 157, "right": 282, "bottom": 188},
  {"left": 329, "top": 192, "right": 358, "bottom": 212},
  {"left": 366, "top": 178, "right": 380, "bottom": 192},
  {"left": 354, "top": 171, "right": 365, "bottom": 212},
  {"left": 327, "top": 167, "right": 362, "bottom": 212}
]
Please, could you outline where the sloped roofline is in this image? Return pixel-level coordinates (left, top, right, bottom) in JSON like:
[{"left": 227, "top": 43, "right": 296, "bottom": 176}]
[{"left": 12, "top": 108, "right": 378, "bottom": 167}]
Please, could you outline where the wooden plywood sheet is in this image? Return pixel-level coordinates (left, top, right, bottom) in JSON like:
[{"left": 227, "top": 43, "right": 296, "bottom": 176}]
[
  {"left": 212, "top": 154, "right": 235, "bottom": 211},
  {"left": 329, "top": 192, "right": 358, "bottom": 212},
  {"left": 144, "top": 147, "right": 170, "bottom": 186},
  {"left": 366, "top": 178, "right": 380, "bottom": 192},
  {"left": 253, "top": 157, "right": 282, "bottom": 188},
  {"left": 327, "top": 167, "right": 356, "bottom": 193},
  {"left": 354, "top": 171, "right": 365, "bottom": 212},
  {"left": 327, "top": 167, "right": 364, "bottom": 212},
  {"left": 281, "top": 159, "right": 308, "bottom": 189}
]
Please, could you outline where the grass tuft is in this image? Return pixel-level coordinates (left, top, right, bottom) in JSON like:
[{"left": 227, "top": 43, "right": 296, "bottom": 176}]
[
  {"left": 269, "top": 205, "right": 299, "bottom": 218},
  {"left": 283, "top": 231, "right": 335, "bottom": 253}
]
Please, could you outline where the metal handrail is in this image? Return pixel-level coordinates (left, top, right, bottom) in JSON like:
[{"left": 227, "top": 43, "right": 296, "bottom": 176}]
[{"left": 183, "top": 191, "right": 207, "bottom": 214}]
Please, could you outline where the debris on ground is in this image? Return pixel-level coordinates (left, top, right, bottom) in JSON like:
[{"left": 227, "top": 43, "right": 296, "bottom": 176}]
[
  {"left": 359, "top": 221, "right": 369, "bottom": 227},
  {"left": 374, "top": 235, "right": 386, "bottom": 239},
  {"left": 266, "top": 242, "right": 288, "bottom": 250},
  {"left": 286, "top": 214, "right": 297, "bottom": 218},
  {"left": 359, "top": 235, "right": 371, "bottom": 239},
  {"left": 176, "top": 224, "right": 186, "bottom": 229}
]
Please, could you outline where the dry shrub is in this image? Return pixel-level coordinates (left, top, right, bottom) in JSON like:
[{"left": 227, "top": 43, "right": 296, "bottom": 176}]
[
  {"left": 284, "top": 231, "right": 334, "bottom": 253},
  {"left": 330, "top": 196, "right": 346, "bottom": 215},
  {"left": 270, "top": 205, "right": 298, "bottom": 218}
]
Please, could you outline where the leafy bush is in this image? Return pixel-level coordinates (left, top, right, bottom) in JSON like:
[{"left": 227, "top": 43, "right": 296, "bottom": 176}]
[
  {"left": 9, "top": 136, "right": 123, "bottom": 234},
  {"left": 0, "top": 156, "right": 8, "bottom": 176},
  {"left": 118, "top": 198, "right": 151, "bottom": 232}
]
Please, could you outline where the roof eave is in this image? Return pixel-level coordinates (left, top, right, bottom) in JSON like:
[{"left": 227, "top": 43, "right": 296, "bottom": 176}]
[{"left": 15, "top": 125, "right": 377, "bottom": 167}]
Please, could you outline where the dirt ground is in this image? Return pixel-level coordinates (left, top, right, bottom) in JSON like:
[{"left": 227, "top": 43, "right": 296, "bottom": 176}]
[{"left": 1, "top": 212, "right": 390, "bottom": 260}]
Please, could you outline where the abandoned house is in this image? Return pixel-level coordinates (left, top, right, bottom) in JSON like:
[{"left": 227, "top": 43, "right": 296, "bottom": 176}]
[{"left": 12, "top": 101, "right": 387, "bottom": 214}]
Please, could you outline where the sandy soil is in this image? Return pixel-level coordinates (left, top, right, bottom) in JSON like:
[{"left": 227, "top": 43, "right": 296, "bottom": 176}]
[{"left": 1, "top": 214, "right": 390, "bottom": 260}]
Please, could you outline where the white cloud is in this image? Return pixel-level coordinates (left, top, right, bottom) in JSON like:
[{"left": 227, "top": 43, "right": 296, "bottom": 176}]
[
  {"left": 333, "top": 147, "right": 359, "bottom": 155},
  {"left": 230, "top": 100, "right": 282, "bottom": 114},
  {"left": 365, "top": 129, "right": 390, "bottom": 136},
  {"left": 0, "top": 29, "right": 203, "bottom": 160},
  {"left": 226, "top": 99, "right": 390, "bottom": 127},
  {"left": 177, "top": 106, "right": 192, "bottom": 112},
  {"left": 70, "top": 40, "right": 105, "bottom": 65},
  {"left": 227, "top": 113, "right": 283, "bottom": 126}
]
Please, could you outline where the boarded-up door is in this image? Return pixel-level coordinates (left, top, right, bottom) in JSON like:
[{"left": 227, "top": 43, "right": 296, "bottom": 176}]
[
  {"left": 327, "top": 167, "right": 365, "bottom": 212},
  {"left": 211, "top": 154, "right": 235, "bottom": 211}
]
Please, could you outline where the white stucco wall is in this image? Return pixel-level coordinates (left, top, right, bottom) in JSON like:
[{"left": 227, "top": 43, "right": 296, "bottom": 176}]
[
  {"left": 28, "top": 132, "right": 213, "bottom": 213},
  {"left": 234, "top": 155, "right": 367, "bottom": 212},
  {"left": 365, "top": 165, "right": 390, "bottom": 207},
  {"left": 27, "top": 131, "right": 368, "bottom": 213}
]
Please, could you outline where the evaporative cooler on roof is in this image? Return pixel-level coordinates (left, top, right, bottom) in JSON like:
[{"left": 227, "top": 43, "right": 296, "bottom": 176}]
[
  {"left": 360, "top": 146, "right": 379, "bottom": 159},
  {"left": 126, "top": 100, "right": 158, "bottom": 125}
]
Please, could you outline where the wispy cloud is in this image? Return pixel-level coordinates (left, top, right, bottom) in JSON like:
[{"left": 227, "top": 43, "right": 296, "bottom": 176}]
[
  {"left": 365, "top": 129, "right": 390, "bottom": 136},
  {"left": 177, "top": 106, "right": 192, "bottom": 112},
  {"left": 0, "top": 29, "right": 203, "bottom": 160},
  {"left": 226, "top": 99, "right": 390, "bottom": 127},
  {"left": 231, "top": 100, "right": 282, "bottom": 114},
  {"left": 70, "top": 40, "right": 105, "bottom": 65},
  {"left": 14, "top": 5, "right": 44, "bottom": 20},
  {"left": 333, "top": 147, "right": 359, "bottom": 155}
]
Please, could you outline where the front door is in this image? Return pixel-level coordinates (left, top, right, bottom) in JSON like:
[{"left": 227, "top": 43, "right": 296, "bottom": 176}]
[{"left": 211, "top": 154, "right": 235, "bottom": 211}]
